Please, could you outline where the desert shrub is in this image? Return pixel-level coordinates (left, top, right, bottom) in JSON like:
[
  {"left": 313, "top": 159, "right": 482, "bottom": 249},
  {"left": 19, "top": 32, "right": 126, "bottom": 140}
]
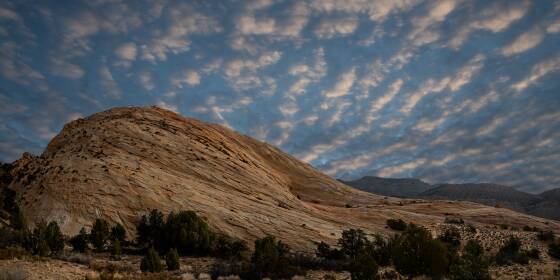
[
  {"left": 537, "top": 230, "right": 555, "bottom": 241},
  {"left": 251, "top": 236, "right": 295, "bottom": 279},
  {"left": 499, "top": 224, "right": 508, "bottom": 230},
  {"left": 213, "top": 234, "right": 247, "bottom": 260},
  {"left": 522, "top": 225, "right": 539, "bottom": 232},
  {"left": 21, "top": 220, "right": 63, "bottom": 256},
  {"left": 449, "top": 239, "right": 490, "bottom": 280},
  {"left": 368, "top": 234, "right": 392, "bottom": 267},
  {"left": 137, "top": 210, "right": 215, "bottom": 256},
  {"left": 315, "top": 241, "right": 344, "bottom": 260},
  {"left": 70, "top": 227, "right": 89, "bottom": 252},
  {"left": 391, "top": 224, "right": 449, "bottom": 279},
  {"left": 338, "top": 229, "right": 369, "bottom": 258},
  {"left": 495, "top": 236, "right": 528, "bottom": 265},
  {"left": 165, "top": 248, "right": 180, "bottom": 271},
  {"left": 444, "top": 217, "right": 465, "bottom": 225},
  {"left": 140, "top": 247, "right": 163, "bottom": 272},
  {"left": 90, "top": 219, "right": 110, "bottom": 251},
  {"left": 9, "top": 206, "right": 27, "bottom": 231},
  {"left": 0, "top": 227, "right": 23, "bottom": 248},
  {"left": 45, "top": 221, "right": 64, "bottom": 254},
  {"left": 438, "top": 228, "right": 461, "bottom": 248},
  {"left": 349, "top": 253, "right": 378, "bottom": 280},
  {"left": 527, "top": 248, "right": 539, "bottom": 259},
  {"left": 136, "top": 209, "right": 164, "bottom": 248},
  {"left": 323, "top": 274, "right": 336, "bottom": 280},
  {"left": 110, "top": 223, "right": 126, "bottom": 243},
  {"left": 386, "top": 219, "right": 407, "bottom": 231},
  {"left": 549, "top": 242, "right": 560, "bottom": 259},
  {"left": 111, "top": 240, "right": 121, "bottom": 258}
]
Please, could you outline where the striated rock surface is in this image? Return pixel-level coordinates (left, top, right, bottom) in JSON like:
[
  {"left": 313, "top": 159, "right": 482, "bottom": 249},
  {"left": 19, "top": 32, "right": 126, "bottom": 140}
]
[{"left": 7, "top": 107, "right": 560, "bottom": 251}]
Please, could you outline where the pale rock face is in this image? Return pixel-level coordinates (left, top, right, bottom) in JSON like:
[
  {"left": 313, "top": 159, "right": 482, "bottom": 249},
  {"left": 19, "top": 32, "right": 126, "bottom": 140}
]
[{"left": 8, "top": 107, "right": 559, "bottom": 251}]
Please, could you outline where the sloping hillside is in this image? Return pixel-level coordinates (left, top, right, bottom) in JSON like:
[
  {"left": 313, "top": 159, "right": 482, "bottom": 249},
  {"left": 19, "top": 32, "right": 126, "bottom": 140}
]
[
  {"left": 6, "top": 107, "right": 558, "bottom": 251},
  {"left": 340, "top": 176, "right": 433, "bottom": 198}
]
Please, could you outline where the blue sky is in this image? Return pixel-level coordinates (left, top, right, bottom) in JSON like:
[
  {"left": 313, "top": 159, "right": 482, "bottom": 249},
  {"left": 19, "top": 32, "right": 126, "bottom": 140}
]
[{"left": 0, "top": 0, "right": 559, "bottom": 193}]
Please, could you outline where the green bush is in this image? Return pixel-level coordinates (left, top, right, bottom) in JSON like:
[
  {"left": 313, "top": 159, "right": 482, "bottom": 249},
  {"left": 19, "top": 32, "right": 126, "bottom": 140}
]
[
  {"left": 110, "top": 223, "right": 126, "bottom": 243},
  {"left": 45, "top": 221, "right": 64, "bottom": 254},
  {"left": 386, "top": 219, "right": 407, "bottom": 231},
  {"left": 251, "top": 236, "right": 292, "bottom": 279},
  {"left": 548, "top": 242, "right": 560, "bottom": 259},
  {"left": 527, "top": 248, "right": 539, "bottom": 259},
  {"left": 537, "top": 230, "right": 555, "bottom": 241},
  {"left": 90, "top": 219, "right": 110, "bottom": 251},
  {"left": 391, "top": 224, "right": 449, "bottom": 279},
  {"left": 349, "top": 253, "right": 378, "bottom": 280},
  {"left": 338, "top": 229, "right": 369, "bottom": 258},
  {"left": 213, "top": 234, "right": 247, "bottom": 259},
  {"left": 495, "top": 236, "right": 528, "bottom": 265},
  {"left": 112, "top": 239, "right": 121, "bottom": 258},
  {"left": 140, "top": 247, "right": 163, "bottom": 272},
  {"left": 165, "top": 248, "right": 180, "bottom": 271},
  {"left": 438, "top": 228, "right": 461, "bottom": 248},
  {"left": 22, "top": 220, "right": 64, "bottom": 256},
  {"left": 368, "top": 234, "right": 392, "bottom": 267},
  {"left": 137, "top": 210, "right": 215, "bottom": 256},
  {"left": 315, "top": 241, "right": 344, "bottom": 260},
  {"left": 69, "top": 227, "right": 89, "bottom": 252},
  {"left": 449, "top": 240, "right": 490, "bottom": 280}
]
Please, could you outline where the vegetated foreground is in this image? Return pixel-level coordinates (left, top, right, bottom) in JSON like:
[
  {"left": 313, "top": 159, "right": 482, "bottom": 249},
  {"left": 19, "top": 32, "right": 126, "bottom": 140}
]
[{"left": 0, "top": 106, "right": 559, "bottom": 278}]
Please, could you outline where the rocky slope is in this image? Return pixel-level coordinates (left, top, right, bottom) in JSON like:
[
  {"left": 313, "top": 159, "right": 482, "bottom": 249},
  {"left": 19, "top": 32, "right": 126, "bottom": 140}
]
[
  {"left": 339, "top": 176, "right": 433, "bottom": 198},
  {"left": 6, "top": 107, "right": 559, "bottom": 251}
]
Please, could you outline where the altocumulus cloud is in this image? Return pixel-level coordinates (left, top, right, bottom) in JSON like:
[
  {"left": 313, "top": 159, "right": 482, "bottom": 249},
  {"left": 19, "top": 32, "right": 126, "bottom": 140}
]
[{"left": 0, "top": 0, "right": 559, "bottom": 193}]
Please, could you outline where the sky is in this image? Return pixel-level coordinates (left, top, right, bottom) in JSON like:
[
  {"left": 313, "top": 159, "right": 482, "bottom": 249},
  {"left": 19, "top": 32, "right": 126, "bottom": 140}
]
[{"left": 0, "top": 0, "right": 559, "bottom": 193}]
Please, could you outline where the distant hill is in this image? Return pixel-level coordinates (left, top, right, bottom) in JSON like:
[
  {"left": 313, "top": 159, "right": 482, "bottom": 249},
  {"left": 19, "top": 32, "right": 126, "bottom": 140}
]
[
  {"left": 342, "top": 176, "right": 560, "bottom": 221},
  {"left": 418, "top": 183, "right": 541, "bottom": 212},
  {"left": 339, "top": 176, "right": 432, "bottom": 198}
]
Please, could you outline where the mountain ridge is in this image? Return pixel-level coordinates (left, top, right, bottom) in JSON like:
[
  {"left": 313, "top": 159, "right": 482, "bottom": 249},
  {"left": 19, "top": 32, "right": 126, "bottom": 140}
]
[{"left": 342, "top": 176, "right": 560, "bottom": 221}]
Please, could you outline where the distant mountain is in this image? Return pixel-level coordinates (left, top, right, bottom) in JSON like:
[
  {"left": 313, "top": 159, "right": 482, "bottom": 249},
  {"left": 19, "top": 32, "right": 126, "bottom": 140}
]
[
  {"left": 339, "top": 176, "right": 432, "bottom": 198},
  {"left": 417, "top": 183, "right": 541, "bottom": 212},
  {"left": 342, "top": 176, "right": 560, "bottom": 221}
]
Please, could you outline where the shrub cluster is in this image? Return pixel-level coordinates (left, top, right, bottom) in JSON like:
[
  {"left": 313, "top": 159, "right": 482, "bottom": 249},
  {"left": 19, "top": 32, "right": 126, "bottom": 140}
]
[
  {"left": 494, "top": 236, "right": 530, "bottom": 265},
  {"left": 449, "top": 240, "right": 491, "bottom": 280},
  {"left": 386, "top": 219, "right": 407, "bottom": 231},
  {"left": 136, "top": 209, "right": 247, "bottom": 259},
  {"left": 68, "top": 219, "right": 127, "bottom": 253},
  {"left": 549, "top": 240, "right": 560, "bottom": 260}
]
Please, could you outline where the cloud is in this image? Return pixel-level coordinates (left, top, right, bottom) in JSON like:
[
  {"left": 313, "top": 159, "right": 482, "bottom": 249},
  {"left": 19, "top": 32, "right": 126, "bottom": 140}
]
[
  {"left": 99, "top": 66, "right": 121, "bottom": 99},
  {"left": 172, "top": 70, "right": 200, "bottom": 88},
  {"left": 449, "top": 1, "right": 530, "bottom": 49},
  {"left": 500, "top": 28, "right": 545, "bottom": 56},
  {"left": 323, "top": 68, "right": 356, "bottom": 98},
  {"left": 237, "top": 15, "right": 276, "bottom": 35},
  {"left": 224, "top": 51, "right": 281, "bottom": 91},
  {"left": 309, "top": 0, "right": 421, "bottom": 22},
  {"left": 511, "top": 54, "right": 560, "bottom": 91},
  {"left": 448, "top": 54, "right": 486, "bottom": 91},
  {"left": 365, "top": 79, "right": 404, "bottom": 123},
  {"left": 314, "top": 17, "right": 359, "bottom": 38},
  {"left": 377, "top": 158, "right": 427, "bottom": 177},
  {"left": 50, "top": 57, "right": 85, "bottom": 79},
  {"left": 141, "top": 4, "right": 222, "bottom": 62},
  {"left": 408, "top": 0, "right": 457, "bottom": 46},
  {"left": 139, "top": 72, "right": 155, "bottom": 91},
  {"left": 286, "top": 48, "right": 327, "bottom": 96},
  {"left": 547, "top": 19, "right": 560, "bottom": 33},
  {"left": 0, "top": 41, "right": 48, "bottom": 91},
  {"left": 115, "top": 42, "right": 137, "bottom": 60}
]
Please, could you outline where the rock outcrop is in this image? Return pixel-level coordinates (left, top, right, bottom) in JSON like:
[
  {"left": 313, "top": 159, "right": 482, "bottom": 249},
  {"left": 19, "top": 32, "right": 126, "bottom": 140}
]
[{"left": 7, "top": 107, "right": 559, "bottom": 251}]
